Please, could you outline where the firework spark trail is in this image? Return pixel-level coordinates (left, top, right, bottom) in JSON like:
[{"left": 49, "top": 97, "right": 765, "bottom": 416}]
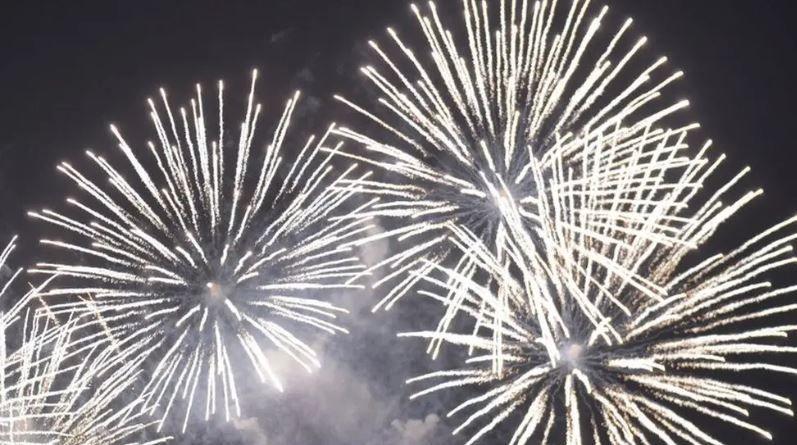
[
  {"left": 3, "top": 314, "right": 173, "bottom": 445},
  {"left": 0, "top": 237, "right": 62, "bottom": 444},
  {"left": 330, "top": 0, "right": 695, "bottom": 315},
  {"left": 416, "top": 128, "right": 737, "bottom": 363},
  {"left": 0, "top": 238, "right": 168, "bottom": 444},
  {"left": 401, "top": 211, "right": 797, "bottom": 444},
  {"left": 29, "top": 70, "right": 372, "bottom": 432},
  {"left": 432, "top": 135, "right": 770, "bottom": 368}
]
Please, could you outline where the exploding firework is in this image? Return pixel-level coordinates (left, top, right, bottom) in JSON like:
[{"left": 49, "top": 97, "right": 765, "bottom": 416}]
[
  {"left": 401, "top": 196, "right": 797, "bottom": 443},
  {"left": 0, "top": 238, "right": 168, "bottom": 444},
  {"left": 29, "top": 70, "right": 372, "bottom": 431},
  {"left": 331, "top": 0, "right": 694, "bottom": 312},
  {"left": 0, "top": 237, "right": 62, "bottom": 444},
  {"left": 2, "top": 316, "right": 172, "bottom": 445},
  {"left": 419, "top": 130, "right": 732, "bottom": 361}
]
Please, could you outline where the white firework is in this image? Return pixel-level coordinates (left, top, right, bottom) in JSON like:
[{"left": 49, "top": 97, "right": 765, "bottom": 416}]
[
  {"left": 0, "top": 238, "right": 168, "bottom": 444},
  {"left": 401, "top": 183, "right": 797, "bottom": 443},
  {"left": 331, "top": 0, "right": 693, "bottom": 312},
  {"left": 0, "top": 237, "right": 62, "bottom": 444},
  {"left": 29, "top": 70, "right": 372, "bottom": 431},
  {"left": 3, "top": 315, "right": 172, "bottom": 445},
  {"left": 421, "top": 130, "right": 727, "bottom": 361}
]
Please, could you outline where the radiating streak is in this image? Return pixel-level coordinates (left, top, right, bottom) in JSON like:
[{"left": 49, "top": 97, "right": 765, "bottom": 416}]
[
  {"left": 330, "top": 0, "right": 717, "bottom": 335},
  {"left": 401, "top": 193, "right": 797, "bottom": 444},
  {"left": 31, "top": 71, "right": 368, "bottom": 430},
  {"left": 0, "top": 238, "right": 169, "bottom": 444}
]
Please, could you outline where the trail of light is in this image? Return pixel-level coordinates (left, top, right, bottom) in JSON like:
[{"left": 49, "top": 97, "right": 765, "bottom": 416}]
[{"left": 31, "top": 70, "right": 368, "bottom": 429}]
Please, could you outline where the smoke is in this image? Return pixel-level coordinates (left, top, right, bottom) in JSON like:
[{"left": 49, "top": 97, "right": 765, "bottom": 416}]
[
  {"left": 378, "top": 414, "right": 448, "bottom": 445},
  {"left": 167, "top": 224, "right": 461, "bottom": 444},
  {"left": 231, "top": 418, "right": 269, "bottom": 445},
  {"left": 192, "top": 337, "right": 453, "bottom": 445}
]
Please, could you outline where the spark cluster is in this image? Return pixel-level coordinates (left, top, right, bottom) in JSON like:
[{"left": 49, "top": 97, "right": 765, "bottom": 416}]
[
  {"left": 0, "top": 238, "right": 168, "bottom": 444},
  {"left": 0, "top": 0, "right": 790, "bottom": 444},
  {"left": 29, "top": 70, "right": 371, "bottom": 431},
  {"left": 403, "top": 210, "right": 797, "bottom": 444},
  {"left": 332, "top": 0, "right": 692, "bottom": 312},
  {"left": 330, "top": 1, "right": 797, "bottom": 444}
]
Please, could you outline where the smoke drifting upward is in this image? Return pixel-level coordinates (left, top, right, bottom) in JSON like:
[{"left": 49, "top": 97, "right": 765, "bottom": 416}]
[{"left": 154, "top": 225, "right": 457, "bottom": 444}]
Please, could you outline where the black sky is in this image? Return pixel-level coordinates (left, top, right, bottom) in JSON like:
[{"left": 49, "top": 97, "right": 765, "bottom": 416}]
[{"left": 1, "top": 1, "right": 797, "bottom": 444}]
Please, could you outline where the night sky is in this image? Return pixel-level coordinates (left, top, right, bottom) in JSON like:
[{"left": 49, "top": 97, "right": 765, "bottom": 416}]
[{"left": 1, "top": 1, "right": 797, "bottom": 444}]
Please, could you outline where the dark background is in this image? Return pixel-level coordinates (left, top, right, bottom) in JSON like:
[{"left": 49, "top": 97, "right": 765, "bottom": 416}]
[{"left": 1, "top": 1, "right": 796, "bottom": 444}]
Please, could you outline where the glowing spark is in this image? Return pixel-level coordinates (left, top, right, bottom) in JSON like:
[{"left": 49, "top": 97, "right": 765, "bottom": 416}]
[
  {"left": 402, "top": 210, "right": 797, "bottom": 444},
  {"left": 331, "top": 0, "right": 694, "bottom": 315},
  {"left": 0, "top": 237, "right": 169, "bottom": 444},
  {"left": 30, "top": 70, "right": 370, "bottom": 431}
]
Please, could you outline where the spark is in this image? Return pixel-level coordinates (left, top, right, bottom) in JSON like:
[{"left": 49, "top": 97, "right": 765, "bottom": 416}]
[
  {"left": 29, "top": 70, "right": 370, "bottom": 431},
  {"left": 331, "top": 0, "right": 693, "bottom": 313},
  {"left": 401, "top": 206, "right": 797, "bottom": 444},
  {"left": 0, "top": 237, "right": 169, "bottom": 444}
]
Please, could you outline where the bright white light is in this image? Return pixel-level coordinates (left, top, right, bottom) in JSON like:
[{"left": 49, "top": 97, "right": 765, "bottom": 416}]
[{"left": 30, "top": 70, "right": 369, "bottom": 432}]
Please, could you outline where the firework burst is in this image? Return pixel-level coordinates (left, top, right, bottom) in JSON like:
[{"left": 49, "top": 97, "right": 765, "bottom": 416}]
[
  {"left": 331, "top": 0, "right": 694, "bottom": 312},
  {"left": 2, "top": 316, "right": 173, "bottom": 445},
  {"left": 29, "top": 70, "right": 372, "bottom": 431},
  {"left": 420, "top": 129, "right": 735, "bottom": 361},
  {"left": 0, "top": 238, "right": 168, "bottom": 444},
  {"left": 401, "top": 186, "right": 797, "bottom": 444},
  {"left": 0, "top": 237, "right": 62, "bottom": 444}
]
